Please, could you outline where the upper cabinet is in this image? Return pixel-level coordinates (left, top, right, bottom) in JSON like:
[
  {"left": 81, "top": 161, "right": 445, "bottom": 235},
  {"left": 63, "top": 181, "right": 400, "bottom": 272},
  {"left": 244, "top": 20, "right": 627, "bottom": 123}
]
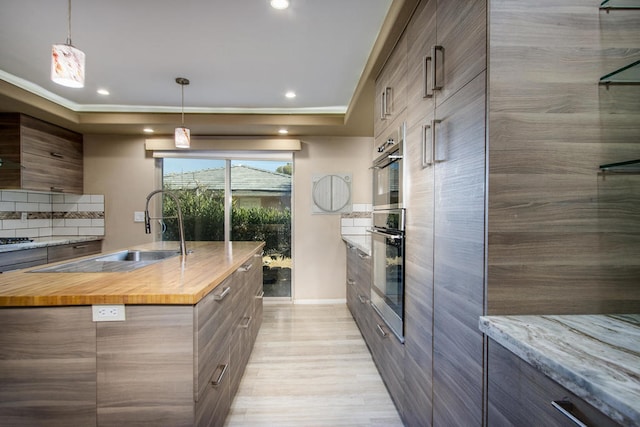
[
  {"left": 0, "top": 113, "right": 83, "bottom": 194},
  {"left": 374, "top": 33, "right": 408, "bottom": 139}
]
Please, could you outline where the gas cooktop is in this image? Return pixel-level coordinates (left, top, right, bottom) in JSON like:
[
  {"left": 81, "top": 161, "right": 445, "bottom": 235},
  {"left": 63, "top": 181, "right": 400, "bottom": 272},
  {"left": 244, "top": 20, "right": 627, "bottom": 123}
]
[{"left": 0, "top": 237, "right": 34, "bottom": 245}]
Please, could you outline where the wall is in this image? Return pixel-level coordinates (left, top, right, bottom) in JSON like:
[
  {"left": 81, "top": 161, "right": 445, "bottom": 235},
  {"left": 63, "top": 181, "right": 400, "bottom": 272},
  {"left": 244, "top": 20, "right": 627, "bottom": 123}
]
[
  {"left": 84, "top": 134, "right": 373, "bottom": 302},
  {"left": 83, "top": 135, "right": 155, "bottom": 252},
  {"left": 0, "top": 190, "right": 104, "bottom": 238},
  {"left": 293, "top": 137, "right": 372, "bottom": 303}
]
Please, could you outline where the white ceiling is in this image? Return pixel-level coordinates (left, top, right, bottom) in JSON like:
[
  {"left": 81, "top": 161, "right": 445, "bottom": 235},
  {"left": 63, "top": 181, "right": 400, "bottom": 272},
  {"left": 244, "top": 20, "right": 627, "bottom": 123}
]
[{"left": 0, "top": 0, "right": 408, "bottom": 137}]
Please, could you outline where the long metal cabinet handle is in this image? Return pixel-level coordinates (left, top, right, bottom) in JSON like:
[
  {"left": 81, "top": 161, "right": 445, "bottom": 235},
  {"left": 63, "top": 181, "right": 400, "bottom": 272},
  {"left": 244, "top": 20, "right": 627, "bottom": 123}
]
[
  {"left": 210, "top": 364, "right": 229, "bottom": 387},
  {"left": 423, "top": 54, "right": 433, "bottom": 98},
  {"left": 50, "top": 187, "right": 64, "bottom": 192},
  {"left": 213, "top": 286, "right": 231, "bottom": 301},
  {"left": 376, "top": 323, "right": 388, "bottom": 338},
  {"left": 431, "top": 119, "right": 443, "bottom": 163},
  {"left": 72, "top": 244, "right": 88, "bottom": 249},
  {"left": 432, "top": 45, "right": 444, "bottom": 91},
  {"left": 421, "top": 123, "right": 433, "bottom": 167},
  {"left": 551, "top": 400, "right": 588, "bottom": 427},
  {"left": 50, "top": 152, "right": 64, "bottom": 158},
  {"left": 240, "top": 316, "right": 252, "bottom": 329},
  {"left": 380, "top": 89, "right": 387, "bottom": 119}
]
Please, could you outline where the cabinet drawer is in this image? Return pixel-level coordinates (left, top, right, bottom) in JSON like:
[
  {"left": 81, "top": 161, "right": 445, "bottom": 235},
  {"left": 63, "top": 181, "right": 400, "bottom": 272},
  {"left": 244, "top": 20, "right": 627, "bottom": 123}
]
[
  {"left": 47, "top": 240, "right": 102, "bottom": 264},
  {"left": 488, "top": 340, "right": 621, "bottom": 427},
  {"left": 0, "top": 247, "right": 47, "bottom": 272},
  {"left": 195, "top": 332, "right": 231, "bottom": 427},
  {"left": 195, "top": 276, "right": 235, "bottom": 401}
]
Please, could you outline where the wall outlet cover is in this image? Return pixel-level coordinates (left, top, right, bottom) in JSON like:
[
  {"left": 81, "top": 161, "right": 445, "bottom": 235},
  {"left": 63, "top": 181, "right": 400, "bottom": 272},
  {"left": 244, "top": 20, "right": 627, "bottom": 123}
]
[
  {"left": 134, "top": 211, "right": 145, "bottom": 222},
  {"left": 92, "top": 304, "right": 126, "bottom": 322}
]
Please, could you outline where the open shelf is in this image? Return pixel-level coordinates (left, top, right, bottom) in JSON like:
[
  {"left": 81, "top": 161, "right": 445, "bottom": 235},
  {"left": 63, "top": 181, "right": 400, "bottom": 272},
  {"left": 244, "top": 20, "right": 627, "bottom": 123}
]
[
  {"left": 599, "top": 159, "right": 640, "bottom": 173},
  {"left": 600, "top": 0, "right": 640, "bottom": 9},
  {"left": 600, "top": 60, "right": 640, "bottom": 85}
]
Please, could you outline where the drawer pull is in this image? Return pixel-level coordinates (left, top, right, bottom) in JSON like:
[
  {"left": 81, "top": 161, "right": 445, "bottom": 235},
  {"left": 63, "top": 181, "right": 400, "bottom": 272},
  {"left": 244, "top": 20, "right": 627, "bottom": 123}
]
[
  {"left": 255, "top": 290, "right": 264, "bottom": 299},
  {"left": 551, "top": 400, "right": 588, "bottom": 427},
  {"left": 240, "top": 316, "right": 252, "bottom": 329},
  {"left": 210, "top": 364, "right": 229, "bottom": 387},
  {"left": 213, "top": 286, "right": 231, "bottom": 301},
  {"left": 238, "top": 263, "right": 253, "bottom": 272},
  {"left": 50, "top": 187, "right": 64, "bottom": 192},
  {"left": 376, "top": 323, "right": 388, "bottom": 338},
  {"left": 357, "top": 252, "right": 370, "bottom": 259},
  {"left": 347, "top": 279, "right": 356, "bottom": 286},
  {"left": 73, "top": 245, "right": 88, "bottom": 249},
  {"left": 50, "top": 152, "right": 64, "bottom": 158},
  {"left": 431, "top": 45, "right": 444, "bottom": 91},
  {"left": 358, "top": 295, "right": 368, "bottom": 304}
]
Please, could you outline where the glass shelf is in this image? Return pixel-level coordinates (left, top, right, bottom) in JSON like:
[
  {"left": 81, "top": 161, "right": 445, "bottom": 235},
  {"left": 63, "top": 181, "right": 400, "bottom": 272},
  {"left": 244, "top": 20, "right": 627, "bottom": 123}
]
[
  {"left": 599, "top": 60, "right": 640, "bottom": 85},
  {"left": 600, "top": 0, "right": 640, "bottom": 9},
  {"left": 599, "top": 159, "right": 640, "bottom": 173}
]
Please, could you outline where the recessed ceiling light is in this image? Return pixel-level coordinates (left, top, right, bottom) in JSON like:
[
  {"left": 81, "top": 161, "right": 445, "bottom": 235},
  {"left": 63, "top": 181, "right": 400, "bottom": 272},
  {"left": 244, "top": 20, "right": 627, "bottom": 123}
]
[
  {"left": 278, "top": 128, "right": 289, "bottom": 135},
  {"left": 97, "top": 88, "right": 110, "bottom": 96},
  {"left": 143, "top": 128, "right": 154, "bottom": 134},
  {"left": 285, "top": 91, "right": 296, "bottom": 99},
  {"left": 270, "top": 0, "right": 289, "bottom": 10}
]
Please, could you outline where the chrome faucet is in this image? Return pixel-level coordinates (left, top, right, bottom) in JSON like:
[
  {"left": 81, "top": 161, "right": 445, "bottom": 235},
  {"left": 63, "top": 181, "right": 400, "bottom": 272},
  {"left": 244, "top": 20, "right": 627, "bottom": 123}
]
[{"left": 144, "top": 189, "right": 187, "bottom": 256}]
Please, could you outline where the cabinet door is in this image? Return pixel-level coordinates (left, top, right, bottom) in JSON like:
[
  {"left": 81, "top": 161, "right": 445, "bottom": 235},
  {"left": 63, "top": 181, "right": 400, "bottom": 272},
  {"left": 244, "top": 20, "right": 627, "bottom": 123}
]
[
  {"left": 488, "top": 340, "right": 622, "bottom": 427},
  {"left": 47, "top": 240, "right": 102, "bottom": 264},
  {"left": 432, "top": 72, "right": 486, "bottom": 426},
  {"left": 407, "top": 0, "right": 437, "bottom": 114},
  {"left": 403, "top": 111, "right": 436, "bottom": 426},
  {"left": 346, "top": 245, "right": 359, "bottom": 319},
  {"left": 434, "top": 0, "right": 487, "bottom": 106},
  {"left": 375, "top": 33, "right": 408, "bottom": 139}
]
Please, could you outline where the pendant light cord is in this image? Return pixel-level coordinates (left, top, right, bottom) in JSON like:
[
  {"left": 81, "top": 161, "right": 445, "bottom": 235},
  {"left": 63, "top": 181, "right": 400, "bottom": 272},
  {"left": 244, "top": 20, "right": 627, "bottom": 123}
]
[
  {"left": 66, "top": 0, "right": 73, "bottom": 45},
  {"left": 181, "top": 84, "right": 185, "bottom": 126}
]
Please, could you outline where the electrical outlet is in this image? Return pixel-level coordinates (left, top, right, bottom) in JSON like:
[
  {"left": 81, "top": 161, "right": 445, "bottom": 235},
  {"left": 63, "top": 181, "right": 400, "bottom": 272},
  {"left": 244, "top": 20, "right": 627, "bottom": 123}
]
[
  {"left": 21, "top": 212, "right": 28, "bottom": 223},
  {"left": 134, "top": 211, "right": 145, "bottom": 223},
  {"left": 92, "top": 304, "right": 126, "bottom": 322}
]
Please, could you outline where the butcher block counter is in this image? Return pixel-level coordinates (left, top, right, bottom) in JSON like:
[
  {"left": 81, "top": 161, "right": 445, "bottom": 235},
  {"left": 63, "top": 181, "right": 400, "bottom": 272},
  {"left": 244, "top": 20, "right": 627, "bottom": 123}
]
[
  {"left": 0, "top": 240, "right": 265, "bottom": 426},
  {"left": 0, "top": 240, "right": 264, "bottom": 306}
]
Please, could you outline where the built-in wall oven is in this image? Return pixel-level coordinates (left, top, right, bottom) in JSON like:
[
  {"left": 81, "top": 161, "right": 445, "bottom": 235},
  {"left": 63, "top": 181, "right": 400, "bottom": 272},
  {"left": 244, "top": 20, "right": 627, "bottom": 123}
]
[
  {"left": 373, "top": 123, "right": 405, "bottom": 210},
  {"left": 370, "top": 208, "right": 405, "bottom": 342},
  {"left": 370, "top": 122, "right": 406, "bottom": 341}
]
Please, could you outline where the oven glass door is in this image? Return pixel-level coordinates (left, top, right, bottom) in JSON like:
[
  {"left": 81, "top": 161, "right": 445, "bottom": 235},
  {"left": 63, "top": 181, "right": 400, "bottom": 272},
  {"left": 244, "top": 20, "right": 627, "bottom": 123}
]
[
  {"left": 370, "top": 229, "right": 404, "bottom": 340},
  {"left": 373, "top": 150, "right": 402, "bottom": 209}
]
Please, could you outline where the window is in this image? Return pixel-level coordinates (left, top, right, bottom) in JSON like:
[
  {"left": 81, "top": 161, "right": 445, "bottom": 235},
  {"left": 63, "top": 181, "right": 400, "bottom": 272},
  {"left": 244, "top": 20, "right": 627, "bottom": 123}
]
[{"left": 162, "top": 157, "right": 292, "bottom": 298}]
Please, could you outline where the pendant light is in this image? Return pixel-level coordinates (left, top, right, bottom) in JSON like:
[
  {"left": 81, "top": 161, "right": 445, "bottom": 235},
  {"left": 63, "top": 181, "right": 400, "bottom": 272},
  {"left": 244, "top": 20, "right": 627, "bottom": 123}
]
[
  {"left": 174, "top": 77, "right": 190, "bottom": 148},
  {"left": 51, "top": 0, "right": 85, "bottom": 88}
]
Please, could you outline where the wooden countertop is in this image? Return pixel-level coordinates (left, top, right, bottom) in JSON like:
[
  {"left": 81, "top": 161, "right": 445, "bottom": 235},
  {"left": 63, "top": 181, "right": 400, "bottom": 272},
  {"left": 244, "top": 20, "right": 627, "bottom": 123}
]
[{"left": 0, "top": 241, "right": 264, "bottom": 307}]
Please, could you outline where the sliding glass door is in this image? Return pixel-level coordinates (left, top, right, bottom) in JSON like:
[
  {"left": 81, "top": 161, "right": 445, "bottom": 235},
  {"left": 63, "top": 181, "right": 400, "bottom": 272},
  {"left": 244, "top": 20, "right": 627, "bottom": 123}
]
[{"left": 162, "top": 157, "right": 292, "bottom": 298}]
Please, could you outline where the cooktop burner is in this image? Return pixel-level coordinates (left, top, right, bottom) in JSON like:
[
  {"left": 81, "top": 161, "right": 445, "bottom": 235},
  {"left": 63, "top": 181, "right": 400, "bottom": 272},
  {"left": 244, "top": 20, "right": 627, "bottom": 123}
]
[{"left": 0, "top": 237, "right": 34, "bottom": 245}]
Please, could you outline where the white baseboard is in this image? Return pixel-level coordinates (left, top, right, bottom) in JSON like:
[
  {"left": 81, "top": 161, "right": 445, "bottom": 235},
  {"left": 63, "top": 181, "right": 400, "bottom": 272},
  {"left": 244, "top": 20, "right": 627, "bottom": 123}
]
[{"left": 293, "top": 299, "right": 347, "bottom": 305}]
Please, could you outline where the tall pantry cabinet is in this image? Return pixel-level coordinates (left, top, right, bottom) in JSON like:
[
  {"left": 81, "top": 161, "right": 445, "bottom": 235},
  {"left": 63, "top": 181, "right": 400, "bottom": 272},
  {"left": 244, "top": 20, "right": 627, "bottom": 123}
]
[
  {"left": 374, "top": 0, "right": 640, "bottom": 426},
  {"left": 402, "top": 0, "right": 487, "bottom": 425}
]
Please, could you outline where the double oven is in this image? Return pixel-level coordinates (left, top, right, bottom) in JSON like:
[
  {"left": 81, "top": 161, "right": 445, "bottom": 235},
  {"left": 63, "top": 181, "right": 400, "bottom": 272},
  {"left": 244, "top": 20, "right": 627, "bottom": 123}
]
[{"left": 370, "top": 122, "right": 405, "bottom": 342}]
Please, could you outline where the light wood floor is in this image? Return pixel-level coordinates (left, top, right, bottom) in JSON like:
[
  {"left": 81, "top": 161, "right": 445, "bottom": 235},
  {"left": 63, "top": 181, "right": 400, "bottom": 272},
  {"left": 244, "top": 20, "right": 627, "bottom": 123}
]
[{"left": 224, "top": 303, "right": 404, "bottom": 427}]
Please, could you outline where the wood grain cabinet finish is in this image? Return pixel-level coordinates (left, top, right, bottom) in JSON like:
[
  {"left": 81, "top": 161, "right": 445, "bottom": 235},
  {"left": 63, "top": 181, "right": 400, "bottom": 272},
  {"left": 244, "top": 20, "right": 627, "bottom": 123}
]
[
  {"left": 487, "top": 340, "right": 621, "bottom": 427},
  {"left": 0, "top": 113, "right": 83, "bottom": 194},
  {"left": 0, "top": 247, "right": 47, "bottom": 272},
  {"left": 345, "top": 244, "right": 372, "bottom": 333},
  {"left": 374, "top": 32, "right": 408, "bottom": 141},
  {"left": 0, "top": 306, "right": 97, "bottom": 426},
  {"left": 47, "top": 240, "right": 102, "bottom": 264}
]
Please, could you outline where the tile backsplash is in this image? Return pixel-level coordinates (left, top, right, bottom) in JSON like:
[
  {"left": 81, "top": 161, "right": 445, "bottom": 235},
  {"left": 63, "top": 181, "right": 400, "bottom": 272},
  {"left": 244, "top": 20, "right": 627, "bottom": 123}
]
[
  {"left": 0, "top": 191, "right": 105, "bottom": 238},
  {"left": 341, "top": 203, "right": 372, "bottom": 235}
]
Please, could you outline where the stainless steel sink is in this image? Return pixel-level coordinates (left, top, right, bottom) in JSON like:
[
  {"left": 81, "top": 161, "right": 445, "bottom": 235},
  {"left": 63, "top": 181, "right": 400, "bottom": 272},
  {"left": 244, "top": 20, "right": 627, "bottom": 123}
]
[
  {"left": 30, "top": 250, "right": 181, "bottom": 273},
  {"left": 95, "top": 250, "right": 180, "bottom": 262}
]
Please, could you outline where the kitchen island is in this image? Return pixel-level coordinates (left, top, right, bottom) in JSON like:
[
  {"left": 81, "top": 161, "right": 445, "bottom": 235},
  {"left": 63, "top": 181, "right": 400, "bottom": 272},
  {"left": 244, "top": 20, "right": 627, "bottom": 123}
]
[
  {"left": 0, "top": 241, "right": 265, "bottom": 427},
  {"left": 480, "top": 314, "right": 640, "bottom": 426}
]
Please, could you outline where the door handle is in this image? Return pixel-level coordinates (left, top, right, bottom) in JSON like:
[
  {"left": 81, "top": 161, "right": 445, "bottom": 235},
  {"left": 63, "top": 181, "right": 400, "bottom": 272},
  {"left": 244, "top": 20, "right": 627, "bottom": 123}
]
[
  {"left": 423, "top": 54, "right": 433, "bottom": 98},
  {"left": 432, "top": 45, "right": 444, "bottom": 91}
]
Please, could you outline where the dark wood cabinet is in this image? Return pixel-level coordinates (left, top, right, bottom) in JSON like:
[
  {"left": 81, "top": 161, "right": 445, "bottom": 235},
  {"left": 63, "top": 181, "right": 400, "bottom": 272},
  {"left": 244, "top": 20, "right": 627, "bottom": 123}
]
[
  {"left": 487, "top": 340, "right": 621, "bottom": 427},
  {"left": 0, "top": 113, "right": 83, "bottom": 194}
]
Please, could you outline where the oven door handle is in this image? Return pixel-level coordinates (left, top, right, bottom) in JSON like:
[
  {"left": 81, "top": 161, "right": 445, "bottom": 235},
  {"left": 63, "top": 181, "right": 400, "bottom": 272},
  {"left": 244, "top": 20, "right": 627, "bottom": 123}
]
[{"left": 368, "top": 228, "right": 404, "bottom": 241}]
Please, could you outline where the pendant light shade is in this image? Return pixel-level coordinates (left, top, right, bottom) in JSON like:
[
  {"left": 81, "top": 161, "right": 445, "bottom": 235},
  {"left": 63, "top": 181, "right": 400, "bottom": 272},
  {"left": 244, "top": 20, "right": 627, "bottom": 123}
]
[
  {"left": 51, "top": 0, "right": 85, "bottom": 88},
  {"left": 175, "top": 77, "right": 191, "bottom": 148}
]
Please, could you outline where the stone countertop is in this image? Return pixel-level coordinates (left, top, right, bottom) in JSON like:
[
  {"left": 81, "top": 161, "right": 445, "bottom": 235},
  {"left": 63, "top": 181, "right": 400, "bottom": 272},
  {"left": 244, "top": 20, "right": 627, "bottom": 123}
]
[
  {"left": 342, "top": 234, "right": 371, "bottom": 256},
  {"left": 479, "top": 314, "right": 640, "bottom": 426},
  {"left": 0, "top": 236, "right": 103, "bottom": 253},
  {"left": 0, "top": 241, "right": 264, "bottom": 307}
]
